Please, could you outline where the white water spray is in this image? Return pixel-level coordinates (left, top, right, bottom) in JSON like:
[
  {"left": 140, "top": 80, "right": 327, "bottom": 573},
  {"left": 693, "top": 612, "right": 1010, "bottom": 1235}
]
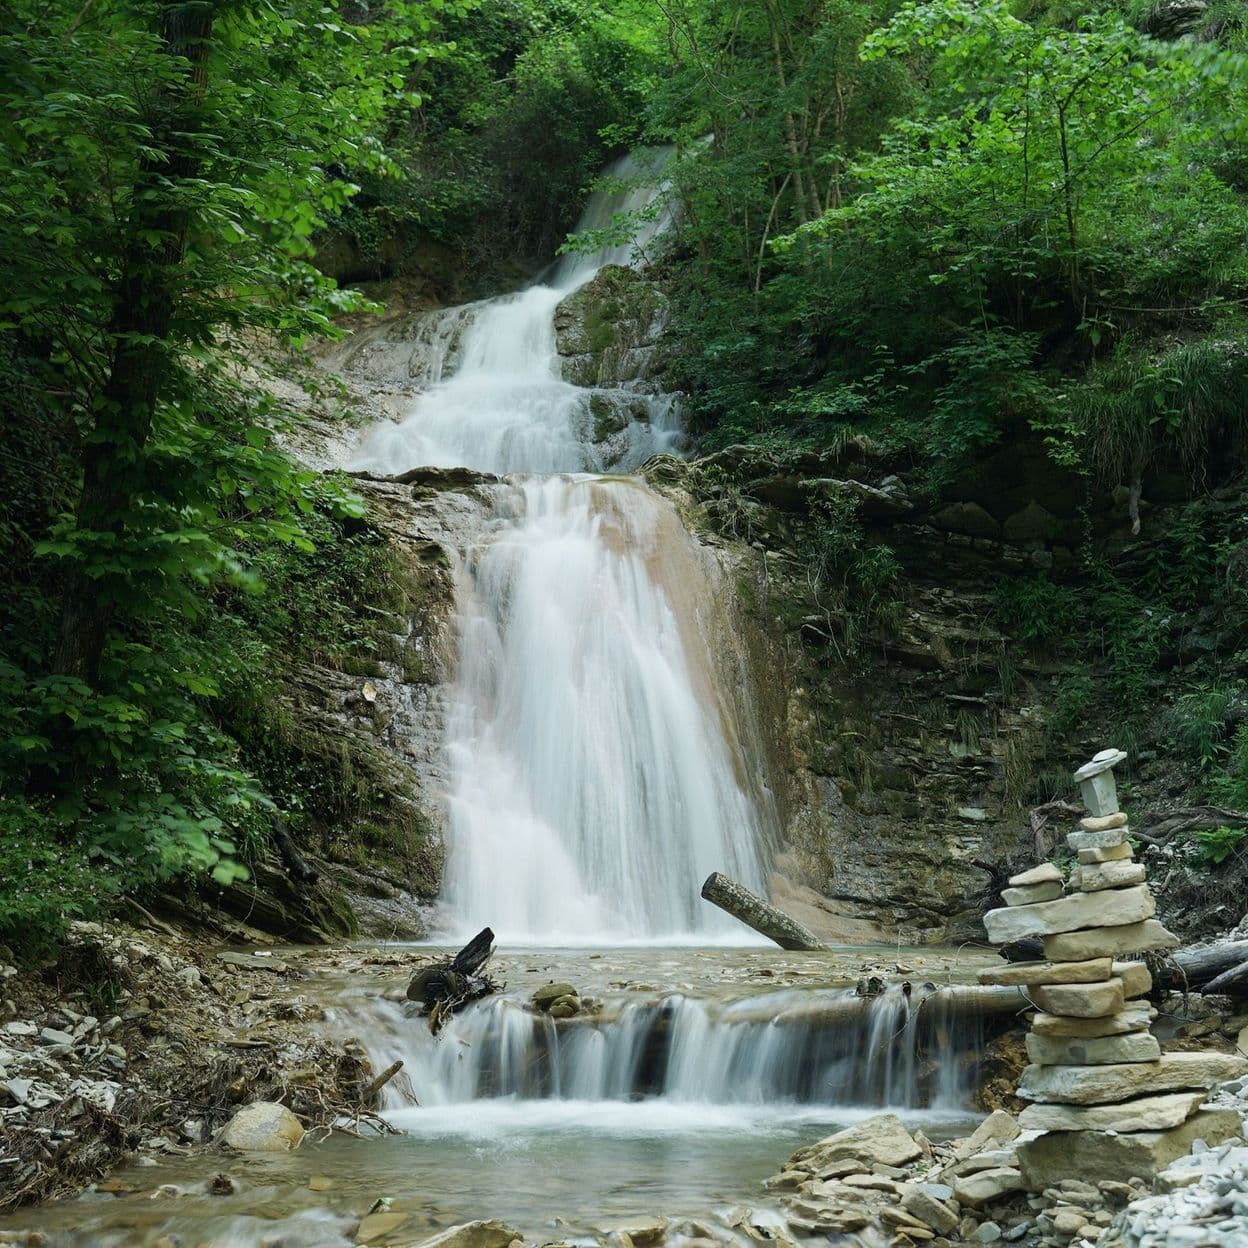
[{"left": 442, "top": 476, "right": 769, "bottom": 942}]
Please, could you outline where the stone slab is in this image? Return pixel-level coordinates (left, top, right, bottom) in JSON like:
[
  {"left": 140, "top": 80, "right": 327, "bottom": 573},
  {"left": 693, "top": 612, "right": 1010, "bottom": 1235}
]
[
  {"left": 1002, "top": 881, "right": 1064, "bottom": 907},
  {"left": 983, "top": 885, "right": 1154, "bottom": 944},
  {"left": 1016, "top": 1110, "right": 1242, "bottom": 1190},
  {"left": 1031, "top": 979, "right": 1125, "bottom": 1018},
  {"left": 1081, "top": 812, "right": 1128, "bottom": 832},
  {"left": 1030, "top": 1003, "right": 1154, "bottom": 1038},
  {"left": 1079, "top": 843, "right": 1133, "bottom": 864},
  {"left": 1025, "top": 1030, "right": 1161, "bottom": 1067},
  {"left": 1079, "top": 770, "right": 1121, "bottom": 817},
  {"left": 952, "top": 1167, "right": 1024, "bottom": 1208},
  {"left": 1067, "top": 828, "right": 1130, "bottom": 851},
  {"left": 1074, "top": 749, "right": 1128, "bottom": 782},
  {"left": 1018, "top": 1090, "right": 1204, "bottom": 1133},
  {"left": 1017, "top": 1052, "right": 1248, "bottom": 1105},
  {"left": 1078, "top": 861, "right": 1146, "bottom": 892},
  {"left": 978, "top": 958, "right": 1111, "bottom": 989},
  {"left": 1112, "top": 960, "right": 1152, "bottom": 999},
  {"left": 798, "top": 1112, "right": 922, "bottom": 1169},
  {"left": 1043, "top": 919, "right": 1178, "bottom": 962},
  {"left": 1008, "top": 864, "right": 1062, "bottom": 888}
]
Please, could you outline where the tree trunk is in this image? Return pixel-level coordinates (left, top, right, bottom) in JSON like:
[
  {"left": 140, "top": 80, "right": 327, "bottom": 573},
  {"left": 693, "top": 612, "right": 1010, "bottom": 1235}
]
[
  {"left": 52, "top": 1, "right": 216, "bottom": 684},
  {"left": 700, "top": 872, "right": 825, "bottom": 950}
]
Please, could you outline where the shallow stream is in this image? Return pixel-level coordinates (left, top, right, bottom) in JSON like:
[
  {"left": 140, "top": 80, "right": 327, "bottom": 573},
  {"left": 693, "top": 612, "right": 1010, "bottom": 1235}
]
[{"left": 0, "top": 945, "right": 999, "bottom": 1247}]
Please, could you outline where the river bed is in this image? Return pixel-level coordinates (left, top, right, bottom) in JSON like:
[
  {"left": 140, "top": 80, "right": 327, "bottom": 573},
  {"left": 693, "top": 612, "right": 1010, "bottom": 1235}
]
[{"left": 0, "top": 943, "right": 1000, "bottom": 1247}]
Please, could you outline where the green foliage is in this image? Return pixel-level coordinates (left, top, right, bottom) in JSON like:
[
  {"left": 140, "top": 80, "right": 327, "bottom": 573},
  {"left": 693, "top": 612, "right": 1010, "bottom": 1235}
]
[
  {"left": 1079, "top": 331, "right": 1248, "bottom": 485},
  {"left": 0, "top": 0, "right": 460, "bottom": 953},
  {"left": 994, "top": 574, "right": 1080, "bottom": 646},
  {"left": 1168, "top": 683, "right": 1242, "bottom": 769},
  {"left": 0, "top": 801, "right": 117, "bottom": 961},
  {"left": 340, "top": 0, "right": 665, "bottom": 283},
  {"left": 1190, "top": 823, "right": 1247, "bottom": 865}
]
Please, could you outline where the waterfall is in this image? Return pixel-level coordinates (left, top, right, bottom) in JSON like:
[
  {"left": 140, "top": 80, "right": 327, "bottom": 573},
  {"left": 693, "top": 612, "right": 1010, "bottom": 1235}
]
[
  {"left": 349, "top": 146, "right": 777, "bottom": 945},
  {"left": 441, "top": 476, "right": 768, "bottom": 942},
  {"left": 351, "top": 149, "right": 679, "bottom": 477},
  {"left": 338, "top": 988, "right": 984, "bottom": 1116}
]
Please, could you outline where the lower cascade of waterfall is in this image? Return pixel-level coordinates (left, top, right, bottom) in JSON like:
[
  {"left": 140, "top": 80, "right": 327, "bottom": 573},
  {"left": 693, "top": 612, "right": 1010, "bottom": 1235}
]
[{"left": 345, "top": 985, "right": 986, "bottom": 1121}]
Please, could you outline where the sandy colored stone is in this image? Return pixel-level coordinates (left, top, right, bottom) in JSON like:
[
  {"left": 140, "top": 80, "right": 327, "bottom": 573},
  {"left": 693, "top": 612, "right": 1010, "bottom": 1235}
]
[
  {"left": 1030, "top": 1003, "right": 1154, "bottom": 1038},
  {"left": 219, "top": 1101, "right": 304, "bottom": 1152},
  {"left": 358, "top": 1212, "right": 410, "bottom": 1244},
  {"left": 1002, "top": 881, "right": 1064, "bottom": 906},
  {"left": 1079, "top": 843, "right": 1133, "bottom": 864},
  {"left": 416, "top": 1222, "right": 527, "bottom": 1248},
  {"left": 1008, "top": 864, "right": 1062, "bottom": 888},
  {"left": 1112, "top": 960, "right": 1152, "bottom": 999},
  {"left": 983, "top": 885, "right": 1154, "bottom": 944},
  {"left": 952, "top": 1110, "right": 1020, "bottom": 1159},
  {"left": 900, "top": 1189, "right": 959, "bottom": 1234},
  {"left": 1079, "top": 861, "right": 1146, "bottom": 893},
  {"left": 978, "top": 958, "right": 1111, "bottom": 988},
  {"left": 800, "top": 1112, "right": 922, "bottom": 1169},
  {"left": 1043, "top": 920, "right": 1178, "bottom": 962},
  {"left": 1067, "top": 828, "right": 1130, "bottom": 852},
  {"left": 1017, "top": 1110, "right": 1242, "bottom": 1188},
  {"left": 1030, "top": 979, "right": 1125, "bottom": 1019},
  {"left": 952, "top": 1167, "right": 1024, "bottom": 1207},
  {"left": 1025, "top": 1030, "right": 1161, "bottom": 1067},
  {"left": 1017, "top": 1052, "right": 1248, "bottom": 1106},
  {"left": 1018, "top": 1090, "right": 1204, "bottom": 1133},
  {"left": 1081, "top": 812, "right": 1129, "bottom": 832}
]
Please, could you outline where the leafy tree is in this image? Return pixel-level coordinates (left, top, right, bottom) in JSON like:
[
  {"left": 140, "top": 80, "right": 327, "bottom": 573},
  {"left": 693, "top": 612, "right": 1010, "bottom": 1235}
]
[{"left": 0, "top": 0, "right": 461, "bottom": 934}]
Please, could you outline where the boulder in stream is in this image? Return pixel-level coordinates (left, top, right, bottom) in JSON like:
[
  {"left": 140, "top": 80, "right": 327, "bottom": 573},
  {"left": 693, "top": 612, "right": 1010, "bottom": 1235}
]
[
  {"left": 219, "top": 1100, "right": 304, "bottom": 1152},
  {"left": 414, "top": 1219, "right": 525, "bottom": 1248}
]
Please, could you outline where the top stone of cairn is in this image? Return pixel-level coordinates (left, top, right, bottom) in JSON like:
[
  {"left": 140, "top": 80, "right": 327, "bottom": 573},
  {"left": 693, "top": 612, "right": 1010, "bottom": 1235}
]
[{"left": 1074, "top": 748, "right": 1128, "bottom": 817}]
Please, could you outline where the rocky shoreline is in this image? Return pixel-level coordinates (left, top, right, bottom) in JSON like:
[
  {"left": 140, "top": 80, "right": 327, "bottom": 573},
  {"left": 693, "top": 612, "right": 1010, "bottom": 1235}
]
[{"left": 0, "top": 920, "right": 429, "bottom": 1214}]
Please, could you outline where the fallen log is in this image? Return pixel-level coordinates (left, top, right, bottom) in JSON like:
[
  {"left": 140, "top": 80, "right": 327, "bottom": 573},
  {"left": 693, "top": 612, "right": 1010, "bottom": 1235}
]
[
  {"left": 406, "top": 927, "right": 498, "bottom": 1017},
  {"left": 724, "top": 984, "right": 1029, "bottom": 1027},
  {"left": 700, "top": 872, "right": 825, "bottom": 951},
  {"left": 1202, "top": 961, "right": 1248, "bottom": 997}
]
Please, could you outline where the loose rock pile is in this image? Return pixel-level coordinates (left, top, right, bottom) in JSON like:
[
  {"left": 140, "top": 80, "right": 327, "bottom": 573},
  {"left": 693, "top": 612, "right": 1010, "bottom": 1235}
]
[
  {"left": 980, "top": 749, "right": 1248, "bottom": 1189},
  {"left": 765, "top": 1109, "right": 1162, "bottom": 1247},
  {"left": 1100, "top": 1135, "right": 1248, "bottom": 1247}
]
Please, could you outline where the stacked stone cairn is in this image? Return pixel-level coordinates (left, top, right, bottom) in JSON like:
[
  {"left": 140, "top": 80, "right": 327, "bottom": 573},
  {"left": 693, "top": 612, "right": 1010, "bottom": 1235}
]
[{"left": 980, "top": 748, "right": 1248, "bottom": 1190}]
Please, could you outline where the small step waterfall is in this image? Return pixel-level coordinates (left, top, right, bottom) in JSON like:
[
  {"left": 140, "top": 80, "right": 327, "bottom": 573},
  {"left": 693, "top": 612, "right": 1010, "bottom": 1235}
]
[
  {"left": 342, "top": 987, "right": 984, "bottom": 1117},
  {"left": 351, "top": 148, "right": 772, "bottom": 944}
]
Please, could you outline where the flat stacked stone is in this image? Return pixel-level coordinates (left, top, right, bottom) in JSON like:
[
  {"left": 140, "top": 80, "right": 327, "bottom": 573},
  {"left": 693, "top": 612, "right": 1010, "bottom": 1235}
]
[{"left": 976, "top": 748, "right": 1247, "bottom": 1190}]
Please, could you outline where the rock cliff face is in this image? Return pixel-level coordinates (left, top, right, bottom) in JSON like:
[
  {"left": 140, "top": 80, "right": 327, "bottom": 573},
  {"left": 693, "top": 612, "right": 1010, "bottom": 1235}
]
[{"left": 553, "top": 264, "right": 669, "bottom": 390}]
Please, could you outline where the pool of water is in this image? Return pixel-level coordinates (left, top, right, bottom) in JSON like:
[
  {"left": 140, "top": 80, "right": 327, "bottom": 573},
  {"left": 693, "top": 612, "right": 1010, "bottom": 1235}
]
[{"left": 0, "top": 1102, "right": 979, "bottom": 1247}]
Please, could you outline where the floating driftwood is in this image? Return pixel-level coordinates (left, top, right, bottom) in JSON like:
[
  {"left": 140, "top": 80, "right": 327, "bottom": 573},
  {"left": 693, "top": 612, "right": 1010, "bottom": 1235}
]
[
  {"left": 406, "top": 927, "right": 498, "bottom": 1027},
  {"left": 701, "top": 872, "right": 826, "bottom": 951}
]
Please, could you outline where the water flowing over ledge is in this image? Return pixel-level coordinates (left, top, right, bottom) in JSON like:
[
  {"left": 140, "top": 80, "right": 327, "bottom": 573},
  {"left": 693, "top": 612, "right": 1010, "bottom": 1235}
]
[
  {"left": 439, "top": 477, "right": 771, "bottom": 944},
  {"left": 342, "top": 984, "right": 989, "bottom": 1120}
]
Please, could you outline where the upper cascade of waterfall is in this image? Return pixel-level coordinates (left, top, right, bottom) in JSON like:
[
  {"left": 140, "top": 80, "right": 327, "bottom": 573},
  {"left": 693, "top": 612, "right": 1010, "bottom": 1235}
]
[{"left": 350, "top": 147, "right": 677, "bottom": 478}]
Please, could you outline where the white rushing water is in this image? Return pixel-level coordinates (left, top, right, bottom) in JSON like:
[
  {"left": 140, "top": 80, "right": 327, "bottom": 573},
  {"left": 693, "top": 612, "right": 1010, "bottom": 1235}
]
[
  {"left": 349, "top": 146, "right": 775, "bottom": 944},
  {"left": 344, "top": 987, "right": 982, "bottom": 1121},
  {"left": 442, "top": 476, "right": 769, "bottom": 942},
  {"left": 352, "top": 148, "right": 679, "bottom": 477}
]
